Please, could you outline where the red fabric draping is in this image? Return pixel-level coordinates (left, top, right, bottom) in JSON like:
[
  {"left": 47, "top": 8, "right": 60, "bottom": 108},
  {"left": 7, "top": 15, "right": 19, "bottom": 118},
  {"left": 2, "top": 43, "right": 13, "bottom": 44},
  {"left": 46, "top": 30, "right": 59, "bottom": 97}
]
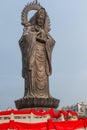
[
  {"left": 0, "top": 120, "right": 47, "bottom": 130},
  {"left": 0, "top": 108, "right": 78, "bottom": 118},
  {"left": 53, "top": 119, "right": 85, "bottom": 130},
  {"left": 0, "top": 119, "right": 87, "bottom": 130},
  {"left": 0, "top": 108, "right": 54, "bottom": 116},
  {"left": 67, "top": 110, "right": 78, "bottom": 117}
]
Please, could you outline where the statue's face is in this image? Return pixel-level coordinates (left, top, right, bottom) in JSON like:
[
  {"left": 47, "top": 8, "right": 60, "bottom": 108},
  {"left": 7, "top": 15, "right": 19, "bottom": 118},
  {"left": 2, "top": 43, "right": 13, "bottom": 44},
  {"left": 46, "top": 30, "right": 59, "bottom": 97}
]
[{"left": 36, "top": 9, "right": 46, "bottom": 27}]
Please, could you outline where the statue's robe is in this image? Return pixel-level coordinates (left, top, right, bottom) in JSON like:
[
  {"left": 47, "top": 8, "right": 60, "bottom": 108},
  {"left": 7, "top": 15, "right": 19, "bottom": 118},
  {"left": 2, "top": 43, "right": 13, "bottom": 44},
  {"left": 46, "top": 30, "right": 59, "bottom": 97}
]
[{"left": 19, "top": 26, "right": 55, "bottom": 98}]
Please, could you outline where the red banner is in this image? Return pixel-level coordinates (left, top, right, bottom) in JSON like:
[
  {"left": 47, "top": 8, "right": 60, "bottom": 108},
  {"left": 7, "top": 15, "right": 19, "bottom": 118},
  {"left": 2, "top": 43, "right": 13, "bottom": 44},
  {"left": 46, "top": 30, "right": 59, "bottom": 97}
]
[
  {"left": 0, "top": 118, "right": 87, "bottom": 130},
  {"left": 0, "top": 108, "right": 78, "bottom": 118}
]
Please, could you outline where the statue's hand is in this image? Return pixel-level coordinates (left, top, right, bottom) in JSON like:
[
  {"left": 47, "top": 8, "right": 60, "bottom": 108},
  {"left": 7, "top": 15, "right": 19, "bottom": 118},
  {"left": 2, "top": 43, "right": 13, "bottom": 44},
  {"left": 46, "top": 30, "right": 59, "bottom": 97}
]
[
  {"left": 36, "top": 29, "right": 47, "bottom": 43},
  {"left": 36, "top": 36, "right": 46, "bottom": 43}
]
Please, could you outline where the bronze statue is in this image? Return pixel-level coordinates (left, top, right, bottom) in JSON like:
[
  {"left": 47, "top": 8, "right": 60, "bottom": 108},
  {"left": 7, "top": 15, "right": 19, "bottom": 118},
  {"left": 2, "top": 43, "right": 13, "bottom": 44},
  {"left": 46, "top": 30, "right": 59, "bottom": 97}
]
[
  {"left": 19, "top": 7, "right": 55, "bottom": 98},
  {"left": 15, "top": 1, "right": 59, "bottom": 109}
]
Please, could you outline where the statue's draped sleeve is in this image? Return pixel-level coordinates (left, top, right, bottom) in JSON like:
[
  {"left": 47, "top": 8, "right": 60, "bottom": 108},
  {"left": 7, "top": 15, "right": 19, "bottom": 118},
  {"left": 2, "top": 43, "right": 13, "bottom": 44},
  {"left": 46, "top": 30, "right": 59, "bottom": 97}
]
[
  {"left": 19, "top": 26, "right": 55, "bottom": 78},
  {"left": 46, "top": 35, "right": 55, "bottom": 75},
  {"left": 19, "top": 27, "right": 37, "bottom": 76}
]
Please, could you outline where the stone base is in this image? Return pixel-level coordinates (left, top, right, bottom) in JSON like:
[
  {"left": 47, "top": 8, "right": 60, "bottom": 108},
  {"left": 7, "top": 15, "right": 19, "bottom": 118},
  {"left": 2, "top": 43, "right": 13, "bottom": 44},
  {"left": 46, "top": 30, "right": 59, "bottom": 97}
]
[{"left": 15, "top": 97, "right": 60, "bottom": 109}]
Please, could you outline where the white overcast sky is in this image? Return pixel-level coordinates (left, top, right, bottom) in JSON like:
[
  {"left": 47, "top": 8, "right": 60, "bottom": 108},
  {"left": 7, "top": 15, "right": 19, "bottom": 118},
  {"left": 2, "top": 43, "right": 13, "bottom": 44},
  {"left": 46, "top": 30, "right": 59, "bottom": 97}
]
[{"left": 0, "top": 0, "right": 87, "bottom": 110}]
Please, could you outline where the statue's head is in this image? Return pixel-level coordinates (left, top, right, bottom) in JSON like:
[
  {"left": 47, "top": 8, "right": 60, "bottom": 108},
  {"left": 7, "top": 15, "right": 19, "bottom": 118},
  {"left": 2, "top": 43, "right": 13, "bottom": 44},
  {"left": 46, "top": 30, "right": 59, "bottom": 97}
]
[
  {"left": 21, "top": 2, "right": 51, "bottom": 32},
  {"left": 36, "top": 8, "right": 46, "bottom": 27}
]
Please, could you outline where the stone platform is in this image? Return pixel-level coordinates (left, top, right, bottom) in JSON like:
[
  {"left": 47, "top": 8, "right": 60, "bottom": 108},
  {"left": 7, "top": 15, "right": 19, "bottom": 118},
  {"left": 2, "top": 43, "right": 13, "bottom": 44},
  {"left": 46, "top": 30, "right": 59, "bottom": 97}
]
[{"left": 15, "top": 97, "right": 60, "bottom": 109}]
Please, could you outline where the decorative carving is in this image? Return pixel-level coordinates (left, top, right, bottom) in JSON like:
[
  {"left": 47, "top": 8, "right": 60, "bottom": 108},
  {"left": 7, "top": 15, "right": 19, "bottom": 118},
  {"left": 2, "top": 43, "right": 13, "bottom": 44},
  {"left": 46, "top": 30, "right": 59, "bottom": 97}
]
[{"left": 15, "top": 1, "right": 59, "bottom": 109}]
